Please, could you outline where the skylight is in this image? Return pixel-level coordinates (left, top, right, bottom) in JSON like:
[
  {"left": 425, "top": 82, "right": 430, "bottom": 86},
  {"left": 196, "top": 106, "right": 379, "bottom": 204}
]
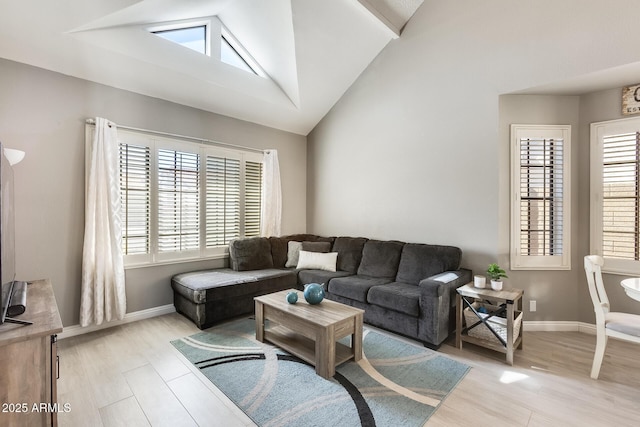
[
  {"left": 150, "top": 21, "right": 260, "bottom": 76},
  {"left": 153, "top": 25, "right": 206, "bottom": 55},
  {"left": 221, "top": 35, "right": 255, "bottom": 75}
]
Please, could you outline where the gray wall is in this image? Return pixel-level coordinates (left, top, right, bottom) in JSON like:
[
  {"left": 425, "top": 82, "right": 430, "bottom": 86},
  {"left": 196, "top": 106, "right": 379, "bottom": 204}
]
[
  {"left": 498, "top": 95, "right": 582, "bottom": 322},
  {"left": 0, "top": 58, "right": 307, "bottom": 327},
  {"left": 578, "top": 88, "right": 640, "bottom": 321},
  {"left": 307, "top": 0, "right": 640, "bottom": 323}
]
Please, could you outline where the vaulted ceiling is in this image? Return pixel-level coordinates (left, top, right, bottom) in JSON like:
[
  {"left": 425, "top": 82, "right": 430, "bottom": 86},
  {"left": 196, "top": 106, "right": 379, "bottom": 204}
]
[{"left": 0, "top": 0, "right": 423, "bottom": 135}]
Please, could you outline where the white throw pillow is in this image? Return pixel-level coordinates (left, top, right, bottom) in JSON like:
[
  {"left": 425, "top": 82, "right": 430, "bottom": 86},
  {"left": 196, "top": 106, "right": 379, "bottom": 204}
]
[
  {"left": 296, "top": 250, "right": 338, "bottom": 272},
  {"left": 285, "top": 241, "right": 303, "bottom": 268}
]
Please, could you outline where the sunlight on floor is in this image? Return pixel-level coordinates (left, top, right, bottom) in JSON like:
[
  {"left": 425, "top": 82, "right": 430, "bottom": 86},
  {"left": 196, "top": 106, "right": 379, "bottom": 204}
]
[{"left": 500, "top": 370, "right": 530, "bottom": 384}]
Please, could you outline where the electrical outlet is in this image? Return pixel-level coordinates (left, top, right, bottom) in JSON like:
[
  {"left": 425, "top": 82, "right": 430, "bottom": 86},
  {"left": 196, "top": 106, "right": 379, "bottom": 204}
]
[{"left": 530, "top": 300, "right": 536, "bottom": 312}]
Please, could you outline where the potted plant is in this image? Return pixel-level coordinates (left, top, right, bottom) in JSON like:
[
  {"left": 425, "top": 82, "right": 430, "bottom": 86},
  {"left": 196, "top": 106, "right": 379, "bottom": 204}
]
[{"left": 487, "top": 263, "right": 507, "bottom": 291}]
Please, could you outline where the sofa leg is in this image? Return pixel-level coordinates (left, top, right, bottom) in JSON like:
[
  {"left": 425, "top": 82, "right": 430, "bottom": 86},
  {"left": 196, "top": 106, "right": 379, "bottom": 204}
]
[{"left": 423, "top": 342, "right": 441, "bottom": 351}]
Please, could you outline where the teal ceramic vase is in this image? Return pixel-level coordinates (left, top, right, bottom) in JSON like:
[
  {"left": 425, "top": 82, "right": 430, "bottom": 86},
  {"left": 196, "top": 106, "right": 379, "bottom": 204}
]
[
  {"left": 303, "top": 283, "right": 325, "bottom": 305},
  {"left": 286, "top": 291, "right": 298, "bottom": 304}
]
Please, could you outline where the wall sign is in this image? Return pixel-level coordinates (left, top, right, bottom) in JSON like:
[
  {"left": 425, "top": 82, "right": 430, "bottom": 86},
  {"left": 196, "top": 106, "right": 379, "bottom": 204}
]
[{"left": 622, "top": 84, "right": 640, "bottom": 115}]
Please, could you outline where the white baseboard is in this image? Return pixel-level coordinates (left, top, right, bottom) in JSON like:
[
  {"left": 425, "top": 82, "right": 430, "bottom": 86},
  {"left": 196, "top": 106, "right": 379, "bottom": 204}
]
[
  {"left": 58, "top": 311, "right": 597, "bottom": 341},
  {"left": 58, "top": 304, "right": 176, "bottom": 340},
  {"left": 524, "top": 320, "right": 596, "bottom": 335}
]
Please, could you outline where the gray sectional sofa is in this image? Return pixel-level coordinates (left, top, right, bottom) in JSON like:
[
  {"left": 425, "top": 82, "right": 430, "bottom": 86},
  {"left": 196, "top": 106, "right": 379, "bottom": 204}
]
[{"left": 171, "top": 234, "right": 471, "bottom": 348}]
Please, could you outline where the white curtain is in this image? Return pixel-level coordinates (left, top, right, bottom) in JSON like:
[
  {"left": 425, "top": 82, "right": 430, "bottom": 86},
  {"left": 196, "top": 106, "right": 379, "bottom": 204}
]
[
  {"left": 260, "top": 149, "right": 282, "bottom": 237},
  {"left": 80, "top": 117, "right": 126, "bottom": 327}
]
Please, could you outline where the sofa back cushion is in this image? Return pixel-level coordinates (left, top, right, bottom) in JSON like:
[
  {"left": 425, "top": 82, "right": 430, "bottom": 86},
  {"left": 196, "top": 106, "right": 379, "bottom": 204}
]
[
  {"left": 357, "top": 240, "right": 405, "bottom": 278},
  {"left": 332, "top": 237, "right": 368, "bottom": 274},
  {"left": 269, "top": 234, "right": 334, "bottom": 268},
  {"left": 301, "top": 241, "right": 332, "bottom": 253},
  {"left": 229, "top": 237, "right": 274, "bottom": 271},
  {"left": 396, "top": 243, "right": 462, "bottom": 285},
  {"left": 283, "top": 240, "right": 331, "bottom": 268}
]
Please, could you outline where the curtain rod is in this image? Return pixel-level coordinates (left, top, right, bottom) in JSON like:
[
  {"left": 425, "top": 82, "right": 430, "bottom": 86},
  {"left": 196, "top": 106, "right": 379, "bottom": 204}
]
[{"left": 85, "top": 118, "right": 266, "bottom": 154}]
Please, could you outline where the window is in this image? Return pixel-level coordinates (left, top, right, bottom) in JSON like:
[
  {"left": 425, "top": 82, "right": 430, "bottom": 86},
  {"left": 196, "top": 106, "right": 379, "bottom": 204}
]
[
  {"left": 153, "top": 25, "right": 207, "bottom": 55},
  {"left": 119, "top": 143, "right": 150, "bottom": 256},
  {"left": 117, "top": 130, "right": 263, "bottom": 266},
  {"left": 591, "top": 117, "right": 640, "bottom": 274},
  {"left": 157, "top": 149, "right": 200, "bottom": 256},
  {"left": 149, "top": 20, "right": 262, "bottom": 76},
  {"left": 510, "top": 125, "right": 571, "bottom": 270},
  {"left": 221, "top": 35, "right": 256, "bottom": 74}
]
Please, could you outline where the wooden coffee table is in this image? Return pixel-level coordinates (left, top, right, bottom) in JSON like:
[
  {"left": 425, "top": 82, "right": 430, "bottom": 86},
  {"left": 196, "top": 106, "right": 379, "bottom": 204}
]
[{"left": 254, "top": 289, "right": 364, "bottom": 379}]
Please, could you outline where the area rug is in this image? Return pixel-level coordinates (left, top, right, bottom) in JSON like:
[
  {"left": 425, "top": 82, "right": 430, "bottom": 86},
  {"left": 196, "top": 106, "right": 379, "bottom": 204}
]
[{"left": 171, "top": 318, "right": 469, "bottom": 427}]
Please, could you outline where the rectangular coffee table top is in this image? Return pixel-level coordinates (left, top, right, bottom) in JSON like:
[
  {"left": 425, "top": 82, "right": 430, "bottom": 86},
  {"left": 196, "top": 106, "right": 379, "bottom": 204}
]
[{"left": 254, "top": 289, "right": 364, "bottom": 326}]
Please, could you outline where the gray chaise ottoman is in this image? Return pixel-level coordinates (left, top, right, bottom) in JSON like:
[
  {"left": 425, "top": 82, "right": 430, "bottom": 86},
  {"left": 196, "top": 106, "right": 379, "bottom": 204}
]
[{"left": 171, "top": 268, "right": 296, "bottom": 329}]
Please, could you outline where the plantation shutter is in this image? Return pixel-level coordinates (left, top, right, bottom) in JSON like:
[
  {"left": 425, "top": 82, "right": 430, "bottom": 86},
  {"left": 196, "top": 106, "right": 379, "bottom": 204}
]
[
  {"left": 518, "top": 137, "right": 564, "bottom": 256},
  {"left": 244, "top": 160, "right": 262, "bottom": 238},
  {"left": 157, "top": 149, "right": 200, "bottom": 253},
  {"left": 601, "top": 131, "right": 640, "bottom": 260},
  {"left": 206, "top": 156, "right": 240, "bottom": 247},
  {"left": 119, "top": 143, "right": 150, "bottom": 255},
  {"left": 511, "top": 125, "right": 571, "bottom": 270}
]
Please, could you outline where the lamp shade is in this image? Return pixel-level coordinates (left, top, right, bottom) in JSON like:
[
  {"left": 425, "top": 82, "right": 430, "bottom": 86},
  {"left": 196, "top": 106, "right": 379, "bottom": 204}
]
[{"left": 4, "top": 148, "right": 25, "bottom": 166}]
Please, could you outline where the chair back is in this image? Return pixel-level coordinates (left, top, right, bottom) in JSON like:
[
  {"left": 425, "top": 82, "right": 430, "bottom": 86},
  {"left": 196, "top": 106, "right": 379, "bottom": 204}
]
[{"left": 584, "top": 255, "right": 609, "bottom": 325}]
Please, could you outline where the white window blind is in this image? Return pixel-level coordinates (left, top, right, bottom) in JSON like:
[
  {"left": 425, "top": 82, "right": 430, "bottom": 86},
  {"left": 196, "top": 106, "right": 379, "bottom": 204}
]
[
  {"left": 601, "top": 131, "right": 639, "bottom": 260},
  {"left": 110, "top": 128, "right": 263, "bottom": 267},
  {"left": 206, "top": 156, "right": 240, "bottom": 248},
  {"left": 511, "top": 125, "right": 571, "bottom": 270},
  {"left": 245, "top": 160, "right": 263, "bottom": 238},
  {"left": 157, "top": 149, "right": 200, "bottom": 254},
  {"left": 119, "top": 143, "right": 150, "bottom": 256},
  {"left": 518, "top": 137, "right": 564, "bottom": 255},
  {"left": 591, "top": 117, "right": 640, "bottom": 274}
]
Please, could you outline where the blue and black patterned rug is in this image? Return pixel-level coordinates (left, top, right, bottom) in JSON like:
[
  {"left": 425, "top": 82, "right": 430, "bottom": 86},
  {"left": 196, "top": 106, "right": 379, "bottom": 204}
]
[{"left": 171, "top": 318, "right": 469, "bottom": 427}]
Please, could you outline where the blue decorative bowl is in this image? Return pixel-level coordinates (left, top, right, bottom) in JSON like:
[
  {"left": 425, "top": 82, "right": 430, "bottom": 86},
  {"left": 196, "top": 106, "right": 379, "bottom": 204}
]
[
  {"left": 286, "top": 291, "right": 298, "bottom": 304},
  {"left": 303, "top": 283, "right": 325, "bottom": 305}
]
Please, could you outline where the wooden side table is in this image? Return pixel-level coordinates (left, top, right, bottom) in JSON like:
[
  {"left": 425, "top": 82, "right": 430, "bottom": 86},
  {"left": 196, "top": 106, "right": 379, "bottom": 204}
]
[{"left": 456, "top": 283, "right": 524, "bottom": 365}]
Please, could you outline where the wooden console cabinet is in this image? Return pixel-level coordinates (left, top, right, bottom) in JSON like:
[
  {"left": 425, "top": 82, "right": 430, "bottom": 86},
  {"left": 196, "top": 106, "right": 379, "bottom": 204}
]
[{"left": 0, "top": 279, "right": 63, "bottom": 427}]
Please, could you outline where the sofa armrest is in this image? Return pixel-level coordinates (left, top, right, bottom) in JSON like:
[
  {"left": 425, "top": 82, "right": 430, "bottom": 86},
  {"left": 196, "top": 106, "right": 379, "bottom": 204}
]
[
  {"left": 416, "top": 268, "right": 472, "bottom": 347},
  {"left": 417, "top": 268, "right": 472, "bottom": 297}
]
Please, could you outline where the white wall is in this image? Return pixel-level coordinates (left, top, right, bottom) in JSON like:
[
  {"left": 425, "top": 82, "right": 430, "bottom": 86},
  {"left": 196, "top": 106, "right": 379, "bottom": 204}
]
[
  {"left": 0, "top": 58, "right": 307, "bottom": 327},
  {"left": 307, "top": 0, "right": 640, "bottom": 321}
]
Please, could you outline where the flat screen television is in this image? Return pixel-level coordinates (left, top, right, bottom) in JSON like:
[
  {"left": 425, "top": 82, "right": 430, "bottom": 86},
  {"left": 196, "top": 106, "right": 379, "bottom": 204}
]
[{"left": 0, "top": 143, "right": 30, "bottom": 326}]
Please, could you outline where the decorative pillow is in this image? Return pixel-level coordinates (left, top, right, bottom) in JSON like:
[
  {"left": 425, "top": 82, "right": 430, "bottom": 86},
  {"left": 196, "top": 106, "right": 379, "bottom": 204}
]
[
  {"left": 297, "top": 250, "right": 338, "bottom": 272},
  {"left": 285, "top": 241, "right": 303, "bottom": 268},
  {"left": 301, "top": 241, "right": 331, "bottom": 253}
]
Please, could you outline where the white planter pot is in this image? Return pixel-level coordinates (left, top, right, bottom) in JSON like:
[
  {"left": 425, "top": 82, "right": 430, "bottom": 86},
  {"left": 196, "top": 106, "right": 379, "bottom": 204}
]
[
  {"left": 473, "top": 275, "right": 486, "bottom": 288},
  {"left": 490, "top": 280, "right": 503, "bottom": 291}
]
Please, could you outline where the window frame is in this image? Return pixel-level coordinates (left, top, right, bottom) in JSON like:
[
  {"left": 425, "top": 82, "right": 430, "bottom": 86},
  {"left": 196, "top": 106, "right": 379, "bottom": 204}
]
[
  {"left": 112, "top": 129, "right": 263, "bottom": 268},
  {"left": 149, "top": 20, "right": 212, "bottom": 56},
  {"left": 590, "top": 117, "right": 640, "bottom": 275},
  {"left": 510, "top": 124, "right": 572, "bottom": 270}
]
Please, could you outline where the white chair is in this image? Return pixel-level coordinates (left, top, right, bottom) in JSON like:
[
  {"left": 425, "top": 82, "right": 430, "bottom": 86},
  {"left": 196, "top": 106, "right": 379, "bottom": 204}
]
[{"left": 584, "top": 255, "right": 640, "bottom": 379}]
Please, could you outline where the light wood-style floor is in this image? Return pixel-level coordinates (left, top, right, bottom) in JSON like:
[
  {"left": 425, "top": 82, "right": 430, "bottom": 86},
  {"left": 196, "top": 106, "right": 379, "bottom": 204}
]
[{"left": 57, "top": 313, "right": 640, "bottom": 427}]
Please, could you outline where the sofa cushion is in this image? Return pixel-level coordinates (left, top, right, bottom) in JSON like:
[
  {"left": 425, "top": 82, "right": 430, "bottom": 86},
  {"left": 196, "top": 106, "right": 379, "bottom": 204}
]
[
  {"left": 302, "top": 241, "right": 332, "bottom": 253},
  {"left": 298, "top": 269, "right": 351, "bottom": 287},
  {"left": 357, "top": 240, "right": 404, "bottom": 278},
  {"left": 285, "top": 240, "right": 333, "bottom": 268},
  {"left": 229, "top": 237, "right": 274, "bottom": 271},
  {"left": 172, "top": 268, "right": 295, "bottom": 303},
  {"left": 367, "top": 282, "right": 420, "bottom": 317},
  {"left": 269, "top": 235, "right": 334, "bottom": 268},
  {"left": 328, "top": 276, "right": 392, "bottom": 303},
  {"left": 297, "top": 251, "right": 338, "bottom": 271},
  {"left": 396, "top": 243, "right": 462, "bottom": 285},
  {"left": 285, "top": 241, "right": 303, "bottom": 267},
  {"left": 332, "top": 237, "right": 368, "bottom": 274}
]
